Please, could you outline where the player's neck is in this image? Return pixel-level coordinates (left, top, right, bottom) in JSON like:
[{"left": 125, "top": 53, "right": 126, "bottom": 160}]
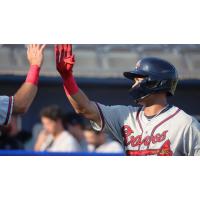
[{"left": 143, "top": 99, "right": 168, "bottom": 117}]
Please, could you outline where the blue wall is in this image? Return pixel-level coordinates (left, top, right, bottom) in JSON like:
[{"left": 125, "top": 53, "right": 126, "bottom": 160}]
[{"left": 1, "top": 75, "right": 200, "bottom": 131}]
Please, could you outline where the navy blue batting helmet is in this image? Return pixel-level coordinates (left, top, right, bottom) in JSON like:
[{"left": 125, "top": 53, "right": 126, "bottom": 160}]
[{"left": 123, "top": 57, "right": 179, "bottom": 101}]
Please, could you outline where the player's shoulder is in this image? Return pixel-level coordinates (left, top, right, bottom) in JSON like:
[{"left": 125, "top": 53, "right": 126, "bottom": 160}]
[
  {"left": 0, "top": 95, "right": 9, "bottom": 103},
  {"left": 173, "top": 105, "right": 198, "bottom": 126},
  {"left": 97, "top": 102, "right": 139, "bottom": 113},
  {"left": 115, "top": 104, "right": 139, "bottom": 113}
]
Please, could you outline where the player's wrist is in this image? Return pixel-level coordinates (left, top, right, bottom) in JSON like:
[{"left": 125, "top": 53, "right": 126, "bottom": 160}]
[
  {"left": 29, "top": 62, "right": 41, "bottom": 67},
  {"left": 63, "top": 75, "right": 79, "bottom": 96},
  {"left": 25, "top": 65, "right": 41, "bottom": 85},
  {"left": 60, "top": 70, "right": 73, "bottom": 81},
  {"left": 30, "top": 64, "right": 40, "bottom": 69}
]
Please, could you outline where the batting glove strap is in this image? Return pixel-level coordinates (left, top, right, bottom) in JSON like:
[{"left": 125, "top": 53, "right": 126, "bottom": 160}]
[
  {"left": 25, "top": 65, "right": 40, "bottom": 85},
  {"left": 63, "top": 75, "right": 79, "bottom": 96}
]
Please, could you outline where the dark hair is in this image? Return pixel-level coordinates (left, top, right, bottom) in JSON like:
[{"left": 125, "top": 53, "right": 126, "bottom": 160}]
[
  {"left": 40, "top": 105, "right": 64, "bottom": 121},
  {"left": 63, "top": 112, "right": 86, "bottom": 129}
]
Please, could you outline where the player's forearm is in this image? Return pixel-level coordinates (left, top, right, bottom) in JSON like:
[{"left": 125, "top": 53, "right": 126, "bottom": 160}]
[
  {"left": 13, "top": 65, "right": 40, "bottom": 114},
  {"left": 66, "top": 88, "right": 95, "bottom": 116},
  {"left": 13, "top": 83, "right": 37, "bottom": 114},
  {"left": 55, "top": 44, "right": 100, "bottom": 123},
  {"left": 63, "top": 77, "right": 98, "bottom": 119}
]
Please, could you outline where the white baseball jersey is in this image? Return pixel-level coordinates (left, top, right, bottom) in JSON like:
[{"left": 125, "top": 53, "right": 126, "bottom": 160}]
[
  {"left": 40, "top": 130, "right": 82, "bottom": 152},
  {"left": 0, "top": 96, "right": 14, "bottom": 126},
  {"left": 91, "top": 103, "right": 200, "bottom": 156},
  {"left": 95, "top": 139, "right": 124, "bottom": 153}
]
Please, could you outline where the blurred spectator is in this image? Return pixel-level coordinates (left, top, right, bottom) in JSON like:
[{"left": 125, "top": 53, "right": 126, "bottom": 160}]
[
  {"left": 0, "top": 114, "right": 32, "bottom": 149},
  {"left": 63, "top": 113, "right": 88, "bottom": 152},
  {"left": 34, "top": 105, "right": 81, "bottom": 152},
  {"left": 25, "top": 123, "right": 43, "bottom": 150},
  {"left": 84, "top": 126, "right": 124, "bottom": 153}
]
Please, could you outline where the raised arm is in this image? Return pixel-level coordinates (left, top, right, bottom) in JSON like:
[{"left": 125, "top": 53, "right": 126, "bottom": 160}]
[
  {"left": 13, "top": 44, "right": 46, "bottom": 114},
  {"left": 55, "top": 44, "right": 101, "bottom": 126}
]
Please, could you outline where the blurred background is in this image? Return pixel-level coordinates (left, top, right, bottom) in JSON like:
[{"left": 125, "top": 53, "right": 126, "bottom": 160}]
[{"left": 0, "top": 44, "right": 200, "bottom": 153}]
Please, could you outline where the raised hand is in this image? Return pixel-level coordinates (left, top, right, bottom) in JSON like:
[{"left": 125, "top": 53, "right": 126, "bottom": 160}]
[
  {"left": 27, "top": 44, "right": 46, "bottom": 67},
  {"left": 54, "top": 44, "right": 101, "bottom": 129},
  {"left": 55, "top": 44, "right": 75, "bottom": 79},
  {"left": 12, "top": 44, "right": 46, "bottom": 114}
]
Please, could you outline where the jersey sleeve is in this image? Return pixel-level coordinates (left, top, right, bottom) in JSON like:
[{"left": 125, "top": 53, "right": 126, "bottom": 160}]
[
  {"left": 0, "top": 96, "right": 14, "bottom": 126},
  {"left": 90, "top": 102, "right": 137, "bottom": 145},
  {"left": 183, "top": 118, "right": 200, "bottom": 156}
]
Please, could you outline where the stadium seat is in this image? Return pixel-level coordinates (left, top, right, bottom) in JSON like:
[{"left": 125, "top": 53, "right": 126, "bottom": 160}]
[
  {"left": 40, "top": 48, "right": 55, "bottom": 76},
  {"left": 73, "top": 49, "right": 99, "bottom": 77},
  {"left": 139, "top": 50, "right": 189, "bottom": 79},
  {"left": 104, "top": 51, "right": 138, "bottom": 71},
  {"left": 0, "top": 44, "right": 200, "bottom": 79},
  {"left": 184, "top": 53, "right": 200, "bottom": 79},
  {"left": 0, "top": 47, "right": 16, "bottom": 74},
  {"left": 13, "top": 47, "right": 29, "bottom": 75}
]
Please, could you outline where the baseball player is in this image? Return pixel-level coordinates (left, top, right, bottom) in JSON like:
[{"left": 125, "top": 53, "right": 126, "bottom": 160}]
[
  {"left": 55, "top": 44, "right": 200, "bottom": 156},
  {"left": 0, "top": 44, "right": 45, "bottom": 126}
]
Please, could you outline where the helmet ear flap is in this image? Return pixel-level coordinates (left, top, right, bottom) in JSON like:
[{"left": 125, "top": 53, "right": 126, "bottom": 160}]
[
  {"left": 142, "top": 78, "right": 161, "bottom": 89},
  {"left": 159, "top": 80, "right": 168, "bottom": 86}
]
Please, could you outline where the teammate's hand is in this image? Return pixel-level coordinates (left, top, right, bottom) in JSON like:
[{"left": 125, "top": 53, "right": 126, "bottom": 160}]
[
  {"left": 27, "top": 44, "right": 46, "bottom": 67},
  {"left": 34, "top": 129, "right": 49, "bottom": 151},
  {"left": 55, "top": 44, "right": 75, "bottom": 79}
]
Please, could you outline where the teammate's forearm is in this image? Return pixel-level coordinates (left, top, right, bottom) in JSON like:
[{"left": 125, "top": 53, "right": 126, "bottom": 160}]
[
  {"left": 13, "top": 65, "right": 40, "bottom": 114},
  {"left": 13, "top": 83, "right": 37, "bottom": 114}
]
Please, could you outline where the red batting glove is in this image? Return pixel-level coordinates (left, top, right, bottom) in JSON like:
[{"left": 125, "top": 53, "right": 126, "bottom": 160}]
[
  {"left": 55, "top": 44, "right": 75, "bottom": 80},
  {"left": 55, "top": 44, "right": 79, "bottom": 95}
]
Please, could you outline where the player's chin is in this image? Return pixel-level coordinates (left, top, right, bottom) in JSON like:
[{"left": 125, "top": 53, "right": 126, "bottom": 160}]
[
  {"left": 134, "top": 98, "right": 145, "bottom": 106},
  {"left": 134, "top": 94, "right": 152, "bottom": 105}
]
